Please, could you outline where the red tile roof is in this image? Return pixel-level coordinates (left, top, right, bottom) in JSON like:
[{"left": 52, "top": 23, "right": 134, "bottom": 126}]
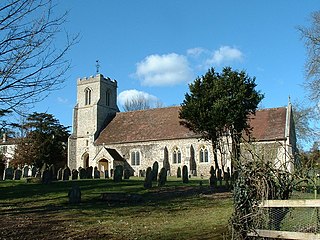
[
  {"left": 95, "top": 106, "right": 288, "bottom": 145},
  {"left": 246, "top": 107, "right": 287, "bottom": 141}
]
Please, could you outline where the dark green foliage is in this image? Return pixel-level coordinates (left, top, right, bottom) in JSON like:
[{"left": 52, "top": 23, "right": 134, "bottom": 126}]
[
  {"left": 180, "top": 67, "right": 263, "bottom": 165},
  {"left": 152, "top": 161, "right": 159, "bottom": 181},
  {"left": 158, "top": 167, "right": 167, "bottom": 187},
  {"left": 209, "top": 166, "right": 217, "bottom": 188},
  {"left": 123, "top": 169, "right": 131, "bottom": 180},
  {"left": 177, "top": 166, "right": 181, "bottom": 178},
  {"left": 12, "top": 112, "right": 69, "bottom": 169},
  {"left": 182, "top": 165, "right": 188, "bottom": 183},
  {"left": 144, "top": 167, "right": 153, "bottom": 189},
  {"left": 113, "top": 165, "right": 123, "bottom": 182}
]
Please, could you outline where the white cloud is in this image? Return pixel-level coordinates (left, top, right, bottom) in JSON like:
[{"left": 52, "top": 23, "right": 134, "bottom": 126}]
[
  {"left": 118, "top": 89, "right": 158, "bottom": 106},
  {"left": 135, "top": 53, "right": 194, "bottom": 86},
  {"left": 57, "top": 97, "right": 68, "bottom": 104},
  {"left": 187, "top": 47, "right": 207, "bottom": 57},
  {"left": 207, "top": 46, "right": 243, "bottom": 66}
]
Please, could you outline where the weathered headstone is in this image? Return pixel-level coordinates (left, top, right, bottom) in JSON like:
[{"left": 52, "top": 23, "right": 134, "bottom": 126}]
[
  {"left": 113, "top": 165, "right": 123, "bottom": 182},
  {"left": 79, "top": 168, "right": 86, "bottom": 179},
  {"left": 0, "top": 162, "right": 5, "bottom": 180},
  {"left": 123, "top": 169, "right": 130, "bottom": 180},
  {"left": 158, "top": 167, "right": 167, "bottom": 187},
  {"left": 209, "top": 166, "right": 217, "bottom": 189},
  {"left": 104, "top": 170, "right": 109, "bottom": 179},
  {"left": 72, "top": 169, "right": 79, "bottom": 180},
  {"left": 4, "top": 167, "right": 14, "bottom": 180},
  {"left": 68, "top": 184, "right": 81, "bottom": 204},
  {"left": 49, "top": 164, "right": 56, "bottom": 181},
  {"left": 94, "top": 167, "right": 100, "bottom": 179},
  {"left": 182, "top": 165, "right": 189, "bottom": 183},
  {"left": 41, "top": 169, "right": 51, "bottom": 184},
  {"left": 86, "top": 166, "right": 93, "bottom": 179},
  {"left": 31, "top": 166, "right": 37, "bottom": 177},
  {"left": 177, "top": 166, "right": 182, "bottom": 178},
  {"left": 14, "top": 169, "right": 22, "bottom": 180},
  {"left": 23, "top": 166, "right": 30, "bottom": 178},
  {"left": 62, "top": 166, "right": 71, "bottom": 181},
  {"left": 57, "top": 168, "right": 62, "bottom": 180},
  {"left": 152, "top": 161, "right": 159, "bottom": 181},
  {"left": 143, "top": 167, "right": 152, "bottom": 189}
]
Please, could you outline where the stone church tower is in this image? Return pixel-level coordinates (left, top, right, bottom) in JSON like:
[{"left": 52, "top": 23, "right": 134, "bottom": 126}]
[{"left": 68, "top": 74, "right": 119, "bottom": 170}]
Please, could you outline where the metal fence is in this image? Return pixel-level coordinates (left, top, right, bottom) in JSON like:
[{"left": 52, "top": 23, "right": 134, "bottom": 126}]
[{"left": 248, "top": 200, "right": 320, "bottom": 239}]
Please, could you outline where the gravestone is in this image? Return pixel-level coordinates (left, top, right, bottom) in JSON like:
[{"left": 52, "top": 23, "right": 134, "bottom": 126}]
[
  {"left": 31, "top": 166, "right": 37, "bottom": 177},
  {"left": 86, "top": 166, "right": 93, "bottom": 179},
  {"left": 57, "top": 168, "right": 62, "bottom": 180},
  {"left": 41, "top": 169, "right": 51, "bottom": 184},
  {"left": 14, "top": 169, "right": 22, "bottom": 180},
  {"left": 23, "top": 166, "right": 29, "bottom": 178},
  {"left": 0, "top": 161, "right": 5, "bottom": 180},
  {"left": 49, "top": 164, "right": 56, "bottom": 181},
  {"left": 123, "top": 169, "right": 130, "bottom": 180},
  {"left": 104, "top": 170, "right": 109, "bottom": 179},
  {"left": 113, "top": 165, "right": 123, "bottom": 182},
  {"left": 4, "top": 167, "right": 14, "bottom": 180},
  {"left": 72, "top": 169, "right": 79, "bottom": 180},
  {"left": 94, "top": 167, "right": 100, "bottom": 179},
  {"left": 79, "top": 168, "right": 86, "bottom": 179},
  {"left": 68, "top": 184, "right": 81, "bottom": 204},
  {"left": 62, "top": 166, "right": 71, "bottom": 181}
]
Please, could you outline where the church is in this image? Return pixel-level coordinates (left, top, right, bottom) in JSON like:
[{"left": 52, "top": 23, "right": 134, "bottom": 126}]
[{"left": 67, "top": 74, "right": 297, "bottom": 178}]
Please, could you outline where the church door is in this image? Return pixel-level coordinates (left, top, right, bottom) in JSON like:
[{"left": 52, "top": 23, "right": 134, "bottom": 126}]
[{"left": 98, "top": 159, "right": 109, "bottom": 178}]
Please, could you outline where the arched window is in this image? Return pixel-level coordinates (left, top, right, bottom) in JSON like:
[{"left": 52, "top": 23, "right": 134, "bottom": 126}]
[
  {"left": 172, "top": 147, "right": 181, "bottom": 164},
  {"left": 199, "top": 146, "right": 209, "bottom": 163},
  {"left": 131, "top": 151, "right": 140, "bottom": 166},
  {"left": 85, "top": 88, "right": 92, "bottom": 105},
  {"left": 106, "top": 90, "right": 111, "bottom": 106}
]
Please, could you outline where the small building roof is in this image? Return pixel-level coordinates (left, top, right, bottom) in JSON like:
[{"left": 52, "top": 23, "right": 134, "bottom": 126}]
[{"left": 95, "top": 106, "right": 288, "bottom": 145}]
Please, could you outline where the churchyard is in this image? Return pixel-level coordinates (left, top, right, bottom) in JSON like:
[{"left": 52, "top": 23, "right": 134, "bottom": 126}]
[{"left": 0, "top": 177, "right": 233, "bottom": 240}]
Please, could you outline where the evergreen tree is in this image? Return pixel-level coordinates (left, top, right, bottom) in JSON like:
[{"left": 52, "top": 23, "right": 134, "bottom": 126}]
[
  {"left": 12, "top": 112, "right": 69, "bottom": 169},
  {"left": 179, "top": 67, "right": 263, "bottom": 168}
]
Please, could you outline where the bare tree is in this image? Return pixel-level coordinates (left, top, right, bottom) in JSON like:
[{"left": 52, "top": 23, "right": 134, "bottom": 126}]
[
  {"left": 123, "top": 94, "right": 164, "bottom": 112},
  {"left": 298, "top": 11, "right": 320, "bottom": 101},
  {"left": 0, "top": 0, "right": 78, "bottom": 113}
]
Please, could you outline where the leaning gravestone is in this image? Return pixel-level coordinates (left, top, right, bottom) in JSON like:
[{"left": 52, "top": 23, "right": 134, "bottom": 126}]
[
  {"left": 94, "top": 167, "right": 100, "bottom": 179},
  {"left": 14, "top": 169, "right": 22, "bottom": 180},
  {"left": 4, "top": 167, "right": 14, "bottom": 180},
  {"left": 68, "top": 184, "right": 81, "bottom": 204},
  {"left": 62, "top": 166, "right": 71, "bottom": 181},
  {"left": 23, "top": 166, "right": 29, "bottom": 178},
  {"left": 104, "top": 170, "right": 109, "bottom": 179},
  {"left": 71, "top": 169, "right": 79, "bottom": 180},
  {"left": 79, "top": 168, "right": 86, "bottom": 179}
]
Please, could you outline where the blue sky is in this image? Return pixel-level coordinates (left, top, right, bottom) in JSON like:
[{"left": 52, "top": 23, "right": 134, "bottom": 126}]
[{"left": 32, "top": 0, "right": 319, "bottom": 128}]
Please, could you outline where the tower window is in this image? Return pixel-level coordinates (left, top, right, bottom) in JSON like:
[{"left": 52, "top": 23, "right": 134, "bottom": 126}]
[
  {"left": 106, "top": 90, "right": 110, "bottom": 106},
  {"left": 85, "top": 88, "right": 92, "bottom": 105}
]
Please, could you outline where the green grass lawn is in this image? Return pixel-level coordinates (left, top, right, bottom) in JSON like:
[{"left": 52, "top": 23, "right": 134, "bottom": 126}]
[{"left": 0, "top": 177, "right": 233, "bottom": 240}]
